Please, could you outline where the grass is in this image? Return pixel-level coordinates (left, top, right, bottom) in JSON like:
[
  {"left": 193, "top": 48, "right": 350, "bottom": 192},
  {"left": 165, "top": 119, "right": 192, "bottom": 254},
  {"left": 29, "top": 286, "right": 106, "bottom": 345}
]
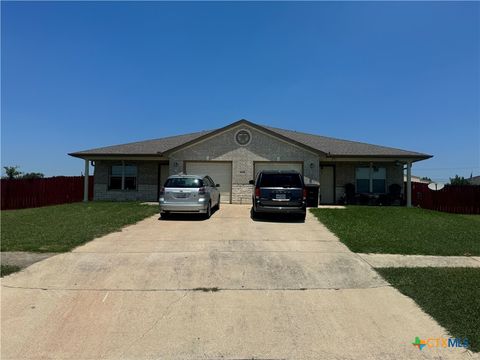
[
  {"left": 1, "top": 265, "right": 21, "bottom": 277},
  {"left": 1, "top": 202, "right": 158, "bottom": 252},
  {"left": 310, "top": 206, "right": 480, "bottom": 256},
  {"left": 378, "top": 267, "right": 480, "bottom": 352}
]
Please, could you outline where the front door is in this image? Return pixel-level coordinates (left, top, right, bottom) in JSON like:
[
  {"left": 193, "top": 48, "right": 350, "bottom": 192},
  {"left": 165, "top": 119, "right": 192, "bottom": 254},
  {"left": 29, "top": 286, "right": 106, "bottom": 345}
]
[{"left": 320, "top": 165, "right": 335, "bottom": 204}]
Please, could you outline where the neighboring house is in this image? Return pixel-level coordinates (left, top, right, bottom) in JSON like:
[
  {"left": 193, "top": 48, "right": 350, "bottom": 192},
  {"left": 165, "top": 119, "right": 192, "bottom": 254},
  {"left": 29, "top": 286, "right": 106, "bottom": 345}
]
[
  {"left": 69, "top": 119, "right": 431, "bottom": 205},
  {"left": 468, "top": 175, "right": 480, "bottom": 185},
  {"left": 403, "top": 175, "right": 431, "bottom": 184}
]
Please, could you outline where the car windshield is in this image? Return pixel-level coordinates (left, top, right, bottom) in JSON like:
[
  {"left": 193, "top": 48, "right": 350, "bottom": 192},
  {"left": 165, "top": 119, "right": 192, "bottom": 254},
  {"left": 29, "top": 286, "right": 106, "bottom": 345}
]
[
  {"left": 165, "top": 178, "right": 203, "bottom": 188},
  {"left": 259, "top": 174, "right": 303, "bottom": 188}
]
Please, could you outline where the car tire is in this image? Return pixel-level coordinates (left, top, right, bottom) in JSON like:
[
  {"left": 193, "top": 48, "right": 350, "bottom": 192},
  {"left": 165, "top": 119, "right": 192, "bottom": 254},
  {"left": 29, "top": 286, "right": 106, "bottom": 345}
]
[
  {"left": 251, "top": 206, "right": 257, "bottom": 220},
  {"left": 217, "top": 196, "right": 221, "bottom": 210},
  {"left": 205, "top": 202, "right": 212, "bottom": 219},
  {"left": 298, "top": 213, "right": 306, "bottom": 221},
  {"left": 160, "top": 212, "right": 169, "bottom": 220}
]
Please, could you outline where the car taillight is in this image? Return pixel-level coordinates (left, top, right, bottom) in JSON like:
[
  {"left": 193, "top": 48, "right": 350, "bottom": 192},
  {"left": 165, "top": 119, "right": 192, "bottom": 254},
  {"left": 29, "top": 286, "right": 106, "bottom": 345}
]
[
  {"left": 303, "top": 188, "right": 307, "bottom": 200},
  {"left": 198, "top": 187, "right": 206, "bottom": 195},
  {"left": 255, "top": 187, "right": 260, "bottom": 198},
  {"left": 159, "top": 187, "right": 165, "bottom": 196}
]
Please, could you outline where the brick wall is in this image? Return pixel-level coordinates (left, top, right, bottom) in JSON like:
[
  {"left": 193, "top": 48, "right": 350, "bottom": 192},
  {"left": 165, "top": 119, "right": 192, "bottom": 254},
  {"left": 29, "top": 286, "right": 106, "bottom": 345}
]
[
  {"left": 170, "top": 125, "right": 320, "bottom": 203},
  {"left": 90, "top": 130, "right": 405, "bottom": 205},
  {"left": 93, "top": 161, "right": 158, "bottom": 201},
  {"left": 334, "top": 162, "right": 404, "bottom": 201}
]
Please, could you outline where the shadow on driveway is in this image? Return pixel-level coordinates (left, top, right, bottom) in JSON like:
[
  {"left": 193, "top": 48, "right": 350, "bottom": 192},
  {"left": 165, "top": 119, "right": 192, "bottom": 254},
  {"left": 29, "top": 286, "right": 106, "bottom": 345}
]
[
  {"left": 158, "top": 208, "right": 220, "bottom": 222},
  {"left": 250, "top": 208, "right": 305, "bottom": 223}
]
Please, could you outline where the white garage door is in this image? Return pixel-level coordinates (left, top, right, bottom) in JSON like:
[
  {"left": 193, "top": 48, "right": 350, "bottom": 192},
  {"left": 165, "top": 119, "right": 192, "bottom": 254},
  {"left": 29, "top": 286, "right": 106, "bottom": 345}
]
[
  {"left": 185, "top": 162, "right": 232, "bottom": 203},
  {"left": 254, "top": 162, "right": 303, "bottom": 178}
]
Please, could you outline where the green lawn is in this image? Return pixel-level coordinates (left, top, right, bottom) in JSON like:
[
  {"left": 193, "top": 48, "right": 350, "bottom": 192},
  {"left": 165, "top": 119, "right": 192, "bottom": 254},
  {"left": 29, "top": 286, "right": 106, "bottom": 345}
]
[
  {"left": 378, "top": 268, "right": 480, "bottom": 352},
  {"left": 1, "top": 202, "right": 158, "bottom": 252},
  {"left": 1, "top": 265, "right": 21, "bottom": 277},
  {"left": 310, "top": 207, "right": 480, "bottom": 256}
]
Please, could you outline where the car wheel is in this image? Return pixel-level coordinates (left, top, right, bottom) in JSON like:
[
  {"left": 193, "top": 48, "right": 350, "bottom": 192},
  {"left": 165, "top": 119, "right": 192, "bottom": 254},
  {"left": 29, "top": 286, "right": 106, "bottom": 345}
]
[
  {"left": 298, "top": 213, "right": 306, "bottom": 221},
  {"left": 217, "top": 196, "right": 221, "bottom": 210},
  {"left": 205, "top": 202, "right": 212, "bottom": 219},
  {"left": 251, "top": 206, "right": 257, "bottom": 219},
  {"left": 160, "top": 212, "right": 169, "bottom": 220}
]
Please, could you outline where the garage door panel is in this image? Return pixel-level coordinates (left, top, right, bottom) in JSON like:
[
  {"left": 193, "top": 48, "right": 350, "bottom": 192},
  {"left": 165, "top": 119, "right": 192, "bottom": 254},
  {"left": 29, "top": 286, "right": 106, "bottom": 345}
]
[
  {"left": 254, "top": 162, "right": 303, "bottom": 178},
  {"left": 185, "top": 162, "right": 232, "bottom": 203}
]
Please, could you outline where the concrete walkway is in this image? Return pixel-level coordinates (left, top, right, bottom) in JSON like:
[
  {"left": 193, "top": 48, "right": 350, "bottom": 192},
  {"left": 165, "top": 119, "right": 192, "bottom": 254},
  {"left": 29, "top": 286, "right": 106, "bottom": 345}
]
[
  {"left": 1, "top": 205, "right": 476, "bottom": 359},
  {"left": 359, "top": 253, "right": 480, "bottom": 268}
]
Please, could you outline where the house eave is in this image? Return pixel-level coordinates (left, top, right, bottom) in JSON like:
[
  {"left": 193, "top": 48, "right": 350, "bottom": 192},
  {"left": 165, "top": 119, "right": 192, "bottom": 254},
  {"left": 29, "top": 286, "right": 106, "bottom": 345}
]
[
  {"left": 68, "top": 153, "right": 169, "bottom": 161},
  {"left": 323, "top": 154, "right": 433, "bottom": 162}
]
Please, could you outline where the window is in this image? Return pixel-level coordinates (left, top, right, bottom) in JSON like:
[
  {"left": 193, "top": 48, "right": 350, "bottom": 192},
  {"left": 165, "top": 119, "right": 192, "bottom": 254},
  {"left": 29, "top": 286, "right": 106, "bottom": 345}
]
[
  {"left": 355, "top": 166, "right": 386, "bottom": 194},
  {"left": 355, "top": 167, "right": 370, "bottom": 193},
  {"left": 203, "top": 177, "right": 214, "bottom": 187},
  {"left": 164, "top": 177, "right": 203, "bottom": 188},
  {"left": 372, "top": 167, "right": 386, "bottom": 193},
  {"left": 108, "top": 163, "right": 137, "bottom": 190},
  {"left": 109, "top": 165, "right": 123, "bottom": 190},
  {"left": 259, "top": 173, "right": 303, "bottom": 188},
  {"left": 124, "top": 165, "right": 137, "bottom": 190}
]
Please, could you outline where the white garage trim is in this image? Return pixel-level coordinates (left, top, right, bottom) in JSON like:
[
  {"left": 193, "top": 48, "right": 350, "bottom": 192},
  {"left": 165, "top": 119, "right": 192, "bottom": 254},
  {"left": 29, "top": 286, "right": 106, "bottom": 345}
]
[
  {"left": 253, "top": 161, "right": 304, "bottom": 179},
  {"left": 184, "top": 161, "right": 232, "bottom": 203}
]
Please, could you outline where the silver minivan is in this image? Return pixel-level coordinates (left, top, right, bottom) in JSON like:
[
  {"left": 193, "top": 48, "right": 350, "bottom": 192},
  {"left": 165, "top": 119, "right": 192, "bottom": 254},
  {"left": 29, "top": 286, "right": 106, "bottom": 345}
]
[{"left": 159, "top": 174, "right": 220, "bottom": 219}]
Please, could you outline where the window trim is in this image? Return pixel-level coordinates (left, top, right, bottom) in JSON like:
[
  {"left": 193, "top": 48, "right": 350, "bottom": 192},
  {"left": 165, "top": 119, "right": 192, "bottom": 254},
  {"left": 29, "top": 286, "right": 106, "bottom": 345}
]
[{"left": 108, "top": 162, "right": 138, "bottom": 191}]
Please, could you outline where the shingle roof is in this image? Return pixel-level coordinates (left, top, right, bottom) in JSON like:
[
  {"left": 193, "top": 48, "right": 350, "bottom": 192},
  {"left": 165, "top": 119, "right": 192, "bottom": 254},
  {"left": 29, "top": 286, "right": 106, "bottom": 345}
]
[
  {"left": 69, "top": 120, "right": 431, "bottom": 159},
  {"left": 263, "top": 126, "right": 430, "bottom": 158},
  {"left": 468, "top": 175, "right": 480, "bottom": 185},
  {"left": 69, "top": 130, "right": 211, "bottom": 156}
]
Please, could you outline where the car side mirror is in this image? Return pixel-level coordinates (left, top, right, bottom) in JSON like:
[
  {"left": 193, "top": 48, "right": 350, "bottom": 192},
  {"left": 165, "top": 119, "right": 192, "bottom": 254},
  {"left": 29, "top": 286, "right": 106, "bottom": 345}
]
[
  {"left": 248, "top": 180, "right": 255, "bottom": 185},
  {"left": 216, "top": 184, "right": 220, "bottom": 187}
]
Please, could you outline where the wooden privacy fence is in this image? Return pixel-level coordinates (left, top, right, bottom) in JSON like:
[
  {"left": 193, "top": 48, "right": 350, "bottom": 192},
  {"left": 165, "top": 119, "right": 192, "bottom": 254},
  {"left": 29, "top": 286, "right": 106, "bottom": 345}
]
[
  {"left": 1, "top": 176, "right": 94, "bottom": 210},
  {"left": 411, "top": 183, "right": 480, "bottom": 214}
]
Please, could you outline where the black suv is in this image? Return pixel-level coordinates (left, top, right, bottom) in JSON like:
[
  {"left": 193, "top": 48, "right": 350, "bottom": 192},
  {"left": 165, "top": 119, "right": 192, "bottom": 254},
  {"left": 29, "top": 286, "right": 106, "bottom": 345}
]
[{"left": 249, "top": 170, "right": 307, "bottom": 220}]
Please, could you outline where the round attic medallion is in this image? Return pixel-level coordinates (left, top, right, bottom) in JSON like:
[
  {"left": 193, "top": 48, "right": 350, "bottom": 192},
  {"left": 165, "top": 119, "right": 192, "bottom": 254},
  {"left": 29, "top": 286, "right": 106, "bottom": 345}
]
[{"left": 235, "top": 129, "right": 252, "bottom": 146}]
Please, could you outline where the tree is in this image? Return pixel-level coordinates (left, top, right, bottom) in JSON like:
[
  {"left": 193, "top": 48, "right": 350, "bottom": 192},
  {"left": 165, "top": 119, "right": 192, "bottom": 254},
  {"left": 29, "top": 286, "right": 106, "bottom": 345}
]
[
  {"left": 449, "top": 175, "right": 470, "bottom": 186},
  {"left": 22, "top": 172, "right": 44, "bottom": 179},
  {"left": 420, "top": 176, "right": 432, "bottom": 182},
  {"left": 2, "top": 166, "right": 45, "bottom": 180},
  {"left": 3, "top": 166, "right": 22, "bottom": 180}
]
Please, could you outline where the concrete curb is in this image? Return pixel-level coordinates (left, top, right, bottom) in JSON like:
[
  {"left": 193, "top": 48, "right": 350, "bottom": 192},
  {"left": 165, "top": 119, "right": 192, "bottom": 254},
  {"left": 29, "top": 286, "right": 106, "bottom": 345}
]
[{"left": 358, "top": 253, "right": 480, "bottom": 268}]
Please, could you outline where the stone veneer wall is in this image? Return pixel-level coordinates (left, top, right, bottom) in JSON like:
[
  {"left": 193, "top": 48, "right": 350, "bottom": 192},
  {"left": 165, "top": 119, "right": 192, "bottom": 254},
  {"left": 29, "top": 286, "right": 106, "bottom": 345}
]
[{"left": 232, "top": 184, "right": 254, "bottom": 204}]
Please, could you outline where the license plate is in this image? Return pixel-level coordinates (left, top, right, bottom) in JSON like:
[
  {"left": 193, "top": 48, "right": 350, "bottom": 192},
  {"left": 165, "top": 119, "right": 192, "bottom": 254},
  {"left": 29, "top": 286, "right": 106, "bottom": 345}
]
[
  {"left": 275, "top": 193, "right": 287, "bottom": 199},
  {"left": 174, "top": 193, "right": 188, "bottom": 198}
]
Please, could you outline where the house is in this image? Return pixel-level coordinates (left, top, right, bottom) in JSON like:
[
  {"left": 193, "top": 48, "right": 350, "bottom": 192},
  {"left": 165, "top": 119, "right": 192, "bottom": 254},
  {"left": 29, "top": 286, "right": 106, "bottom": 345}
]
[
  {"left": 468, "top": 175, "right": 480, "bottom": 185},
  {"left": 403, "top": 175, "right": 431, "bottom": 184},
  {"left": 69, "top": 119, "right": 432, "bottom": 206}
]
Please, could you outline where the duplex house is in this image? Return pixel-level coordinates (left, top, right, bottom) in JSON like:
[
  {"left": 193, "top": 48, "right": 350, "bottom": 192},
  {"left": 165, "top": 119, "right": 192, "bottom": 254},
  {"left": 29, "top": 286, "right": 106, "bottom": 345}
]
[{"left": 69, "top": 119, "right": 432, "bottom": 206}]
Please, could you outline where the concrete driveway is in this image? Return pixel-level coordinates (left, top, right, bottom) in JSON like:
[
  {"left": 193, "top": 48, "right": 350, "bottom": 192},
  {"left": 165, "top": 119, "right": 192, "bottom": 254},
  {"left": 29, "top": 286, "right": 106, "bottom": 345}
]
[{"left": 1, "top": 205, "right": 474, "bottom": 359}]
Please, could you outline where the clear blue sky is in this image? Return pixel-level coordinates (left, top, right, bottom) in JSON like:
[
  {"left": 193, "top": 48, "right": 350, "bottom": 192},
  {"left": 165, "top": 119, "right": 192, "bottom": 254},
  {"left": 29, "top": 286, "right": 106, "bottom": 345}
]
[{"left": 2, "top": 1, "right": 479, "bottom": 182}]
